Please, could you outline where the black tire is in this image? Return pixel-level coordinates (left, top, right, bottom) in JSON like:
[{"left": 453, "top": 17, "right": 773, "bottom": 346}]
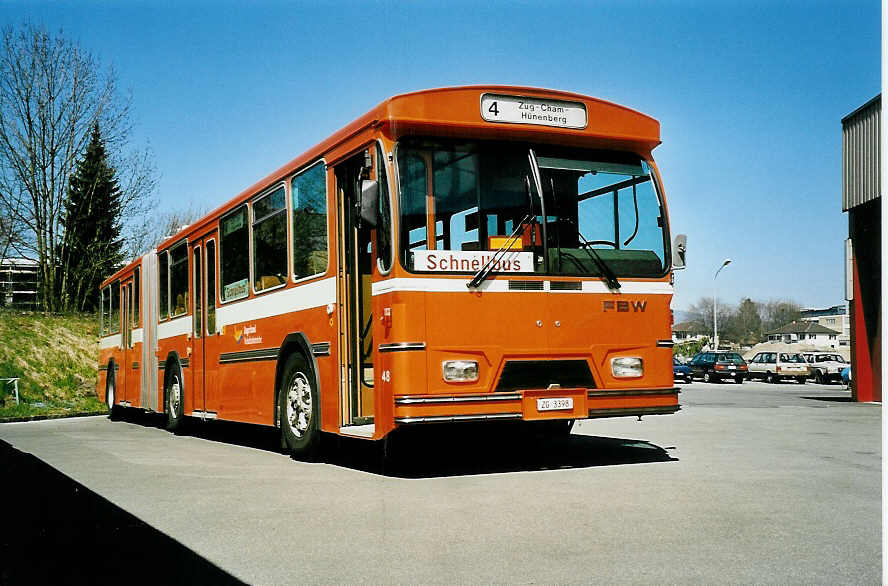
[
  {"left": 814, "top": 371, "right": 823, "bottom": 384},
  {"left": 766, "top": 372, "right": 775, "bottom": 384},
  {"left": 796, "top": 376, "right": 806, "bottom": 384},
  {"left": 106, "top": 365, "right": 121, "bottom": 420},
  {"left": 278, "top": 353, "right": 320, "bottom": 459},
  {"left": 734, "top": 376, "right": 743, "bottom": 384},
  {"left": 703, "top": 371, "right": 714, "bottom": 383},
  {"left": 165, "top": 364, "right": 185, "bottom": 431}
]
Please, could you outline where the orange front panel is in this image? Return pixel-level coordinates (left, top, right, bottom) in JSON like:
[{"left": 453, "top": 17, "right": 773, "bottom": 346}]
[{"left": 587, "top": 392, "right": 678, "bottom": 411}]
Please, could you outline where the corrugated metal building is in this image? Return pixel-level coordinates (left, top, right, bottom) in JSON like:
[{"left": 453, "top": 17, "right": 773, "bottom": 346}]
[{"left": 841, "top": 95, "right": 880, "bottom": 402}]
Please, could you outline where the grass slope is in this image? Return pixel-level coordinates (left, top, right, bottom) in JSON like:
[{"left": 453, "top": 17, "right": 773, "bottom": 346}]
[{"left": 0, "top": 310, "right": 106, "bottom": 419}]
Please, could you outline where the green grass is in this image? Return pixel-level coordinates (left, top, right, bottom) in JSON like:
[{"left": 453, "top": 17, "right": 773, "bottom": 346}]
[{"left": 0, "top": 310, "right": 107, "bottom": 420}]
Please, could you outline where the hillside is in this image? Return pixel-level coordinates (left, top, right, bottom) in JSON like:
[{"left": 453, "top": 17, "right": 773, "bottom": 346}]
[{"left": 0, "top": 311, "right": 106, "bottom": 419}]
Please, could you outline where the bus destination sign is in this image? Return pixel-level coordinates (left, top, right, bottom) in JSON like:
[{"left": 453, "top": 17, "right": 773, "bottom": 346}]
[
  {"left": 481, "top": 93, "right": 587, "bottom": 129},
  {"left": 413, "top": 250, "right": 534, "bottom": 273}
]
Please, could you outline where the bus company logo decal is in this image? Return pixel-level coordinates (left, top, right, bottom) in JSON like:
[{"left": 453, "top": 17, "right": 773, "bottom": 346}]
[
  {"left": 234, "top": 324, "right": 262, "bottom": 345},
  {"left": 602, "top": 300, "right": 647, "bottom": 313}
]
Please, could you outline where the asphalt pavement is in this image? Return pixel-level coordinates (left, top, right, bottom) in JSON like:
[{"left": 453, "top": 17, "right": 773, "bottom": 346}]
[{"left": 0, "top": 380, "right": 880, "bottom": 584}]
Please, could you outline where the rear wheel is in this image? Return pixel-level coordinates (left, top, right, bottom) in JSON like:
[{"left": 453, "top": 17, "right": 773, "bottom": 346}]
[
  {"left": 165, "top": 366, "right": 184, "bottom": 431},
  {"left": 734, "top": 376, "right": 744, "bottom": 384},
  {"left": 703, "top": 371, "right": 714, "bottom": 383},
  {"left": 106, "top": 367, "right": 120, "bottom": 420},
  {"left": 766, "top": 372, "right": 776, "bottom": 384},
  {"left": 796, "top": 376, "right": 807, "bottom": 384},
  {"left": 814, "top": 371, "right": 824, "bottom": 384},
  {"left": 279, "top": 353, "right": 320, "bottom": 459}
]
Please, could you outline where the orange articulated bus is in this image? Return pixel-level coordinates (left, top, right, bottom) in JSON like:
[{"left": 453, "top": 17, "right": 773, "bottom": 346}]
[{"left": 97, "top": 85, "right": 687, "bottom": 457}]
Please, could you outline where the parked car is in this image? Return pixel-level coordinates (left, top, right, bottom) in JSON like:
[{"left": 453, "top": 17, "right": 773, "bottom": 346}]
[
  {"left": 688, "top": 351, "right": 748, "bottom": 383},
  {"left": 802, "top": 352, "right": 847, "bottom": 384},
  {"left": 673, "top": 357, "right": 692, "bottom": 384},
  {"left": 747, "top": 351, "right": 810, "bottom": 383}
]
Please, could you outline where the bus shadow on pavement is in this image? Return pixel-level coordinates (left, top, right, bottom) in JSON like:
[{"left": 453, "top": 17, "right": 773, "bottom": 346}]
[
  {"left": 326, "top": 425, "right": 678, "bottom": 479},
  {"left": 0, "top": 439, "right": 245, "bottom": 586},
  {"left": 113, "top": 411, "right": 676, "bottom": 479}
]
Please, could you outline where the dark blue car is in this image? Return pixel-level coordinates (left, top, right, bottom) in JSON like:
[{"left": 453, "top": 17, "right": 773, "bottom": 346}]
[{"left": 673, "top": 358, "right": 692, "bottom": 384}]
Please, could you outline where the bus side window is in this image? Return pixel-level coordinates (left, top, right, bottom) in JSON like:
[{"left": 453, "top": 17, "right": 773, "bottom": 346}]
[
  {"left": 221, "top": 206, "right": 249, "bottom": 301},
  {"left": 206, "top": 240, "right": 216, "bottom": 334},
  {"left": 375, "top": 144, "right": 392, "bottom": 272},
  {"left": 133, "top": 266, "right": 140, "bottom": 327},
  {"left": 159, "top": 250, "right": 169, "bottom": 320},
  {"left": 291, "top": 161, "right": 328, "bottom": 279},
  {"left": 100, "top": 286, "right": 108, "bottom": 335},
  {"left": 252, "top": 185, "right": 287, "bottom": 292},
  {"left": 169, "top": 241, "right": 188, "bottom": 317},
  {"left": 110, "top": 281, "right": 120, "bottom": 334}
]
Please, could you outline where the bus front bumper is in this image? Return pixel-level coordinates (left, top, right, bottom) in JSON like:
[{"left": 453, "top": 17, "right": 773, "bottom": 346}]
[{"left": 393, "top": 388, "right": 680, "bottom": 425}]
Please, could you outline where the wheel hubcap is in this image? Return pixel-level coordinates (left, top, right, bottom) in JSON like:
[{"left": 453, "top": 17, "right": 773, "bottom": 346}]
[
  {"left": 169, "top": 377, "right": 181, "bottom": 416},
  {"left": 286, "top": 372, "right": 312, "bottom": 439}
]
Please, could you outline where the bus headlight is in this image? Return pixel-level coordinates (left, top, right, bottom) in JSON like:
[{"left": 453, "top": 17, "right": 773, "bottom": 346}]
[
  {"left": 442, "top": 360, "right": 479, "bottom": 382},
  {"left": 612, "top": 356, "right": 643, "bottom": 378}
]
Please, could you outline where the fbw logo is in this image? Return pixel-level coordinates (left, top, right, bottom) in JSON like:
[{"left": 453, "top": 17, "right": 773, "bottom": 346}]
[{"left": 602, "top": 300, "right": 647, "bottom": 313}]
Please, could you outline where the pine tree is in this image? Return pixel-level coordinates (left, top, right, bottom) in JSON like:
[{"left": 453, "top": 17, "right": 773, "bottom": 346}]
[{"left": 60, "top": 122, "right": 124, "bottom": 312}]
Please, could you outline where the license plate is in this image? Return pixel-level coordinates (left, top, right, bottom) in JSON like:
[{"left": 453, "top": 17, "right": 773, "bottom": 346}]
[
  {"left": 729, "top": 365, "right": 736, "bottom": 370},
  {"left": 537, "top": 397, "right": 573, "bottom": 412}
]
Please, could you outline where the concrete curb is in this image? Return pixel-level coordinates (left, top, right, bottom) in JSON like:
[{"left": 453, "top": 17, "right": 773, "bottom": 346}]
[{"left": 0, "top": 411, "right": 108, "bottom": 424}]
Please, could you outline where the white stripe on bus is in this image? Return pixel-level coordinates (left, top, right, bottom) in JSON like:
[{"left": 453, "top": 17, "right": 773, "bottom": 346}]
[
  {"left": 216, "top": 277, "right": 336, "bottom": 328},
  {"left": 372, "top": 278, "right": 673, "bottom": 296},
  {"left": 157, "top": 317, "right": 191, "bottom": 340},
  {"left": 99, "top": 334, "right": 122, "bottom": 349}
]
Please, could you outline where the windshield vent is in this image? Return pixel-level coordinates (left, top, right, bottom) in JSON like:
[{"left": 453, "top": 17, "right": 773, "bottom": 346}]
[
  {"left": 495, "top": 360, "right": 595, "bottom": 392},
  {"left": 550, "top": 281, "right": 582, "bottom": 291},
  {"left": 508, "top": 280, "right": 544, "bottom": 291}
]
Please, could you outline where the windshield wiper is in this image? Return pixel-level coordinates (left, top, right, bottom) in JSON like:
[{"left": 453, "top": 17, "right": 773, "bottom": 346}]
[
  {"left": 576, "top": 231, "right": 621, "bottom": 290},
  {"left": 467, "top": 176, "right": 535, "bottom": 289}
]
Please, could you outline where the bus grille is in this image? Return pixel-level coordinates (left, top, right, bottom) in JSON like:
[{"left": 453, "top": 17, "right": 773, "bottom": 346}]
[
  {"left": 495, "top": 360, "right": 595, "bottom": 392},
  {"left": 508, "top": 280, "right": 544, "bottom": 291}
]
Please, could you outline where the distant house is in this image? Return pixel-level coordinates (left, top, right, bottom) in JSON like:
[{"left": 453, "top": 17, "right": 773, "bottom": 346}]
[
  {"left": 672, "top": 321, "right": 706, "bottom": 344},
  {"left": 799, "top": 304, "right": 850, "bottom": 346},
  {"left": 0, "top": 258, "right": 39, "bottom": 309},
  {"left": 766, "top": 320, "right": 841, "bottom": 348}
]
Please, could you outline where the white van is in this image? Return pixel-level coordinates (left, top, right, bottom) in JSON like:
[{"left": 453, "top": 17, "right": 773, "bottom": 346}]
[{"left": 747, "top": 352, "right": 810, "bottom": 384}]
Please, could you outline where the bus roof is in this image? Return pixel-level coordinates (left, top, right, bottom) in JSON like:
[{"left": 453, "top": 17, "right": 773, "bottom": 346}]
[{"left": 150, "top": 85, "right": 661, "bottom": 254}]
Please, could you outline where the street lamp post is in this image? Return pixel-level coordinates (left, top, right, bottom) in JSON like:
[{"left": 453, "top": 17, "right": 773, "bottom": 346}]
[{"left": 713, "top": 258, "right": 732, "bottom": 350}]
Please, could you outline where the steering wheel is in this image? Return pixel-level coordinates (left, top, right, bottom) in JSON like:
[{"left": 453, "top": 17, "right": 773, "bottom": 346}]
[{"left": 580, "top": 240, "right": 617, "bottom": 249}]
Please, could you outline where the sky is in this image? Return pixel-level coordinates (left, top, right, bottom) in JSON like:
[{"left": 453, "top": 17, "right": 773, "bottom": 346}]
[{"left": 2, "top": 0, "right": 880, "bottom": 311}]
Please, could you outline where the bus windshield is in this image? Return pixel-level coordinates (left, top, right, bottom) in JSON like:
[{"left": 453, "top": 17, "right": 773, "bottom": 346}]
[{"left": 396, "top": 138, "right": 668, "bottom": 278}]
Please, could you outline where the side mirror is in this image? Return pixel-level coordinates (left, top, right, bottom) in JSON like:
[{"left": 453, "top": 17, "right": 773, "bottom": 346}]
[
  {"left": 672, "top": 234, "right": 687, "bottom": 270},
  {"left": 358, "top": 179, "right": 379, "bottom": 228}
]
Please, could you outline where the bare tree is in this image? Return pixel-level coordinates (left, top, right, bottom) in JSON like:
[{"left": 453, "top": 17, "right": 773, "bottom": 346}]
[
  {"left": 128, "top": 203, "right": 208, "bottom": 257},
  {"left": 0, "top": 23, "right": 156, "bottom": 311}
]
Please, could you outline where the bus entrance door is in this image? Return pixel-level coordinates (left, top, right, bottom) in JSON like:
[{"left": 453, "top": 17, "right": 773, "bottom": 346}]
[
  {"left": 120, "top": 279, "right": 132, "bottom": 405},
  {"left": 190, "top": 235, "right": 220, "bottom": 419},
  {"left": 335, "top": 150, "right": 375, "bottom": 430}
]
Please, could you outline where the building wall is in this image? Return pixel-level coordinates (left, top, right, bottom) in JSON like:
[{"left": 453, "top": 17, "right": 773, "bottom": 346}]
[
  {"left": 848, "top": 198, "right": 881, "bottom": 402},
  {"left": 842, "top": 95, "right": 881, "bottom": 403}
]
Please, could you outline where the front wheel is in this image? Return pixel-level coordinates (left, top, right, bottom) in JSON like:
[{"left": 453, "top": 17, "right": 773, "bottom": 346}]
[
  {"left": 165, "top": 366, "right": 185, "bottom": 431},
  {"left": 279, "top": 353, "right": 320, "bottom": 459}
]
